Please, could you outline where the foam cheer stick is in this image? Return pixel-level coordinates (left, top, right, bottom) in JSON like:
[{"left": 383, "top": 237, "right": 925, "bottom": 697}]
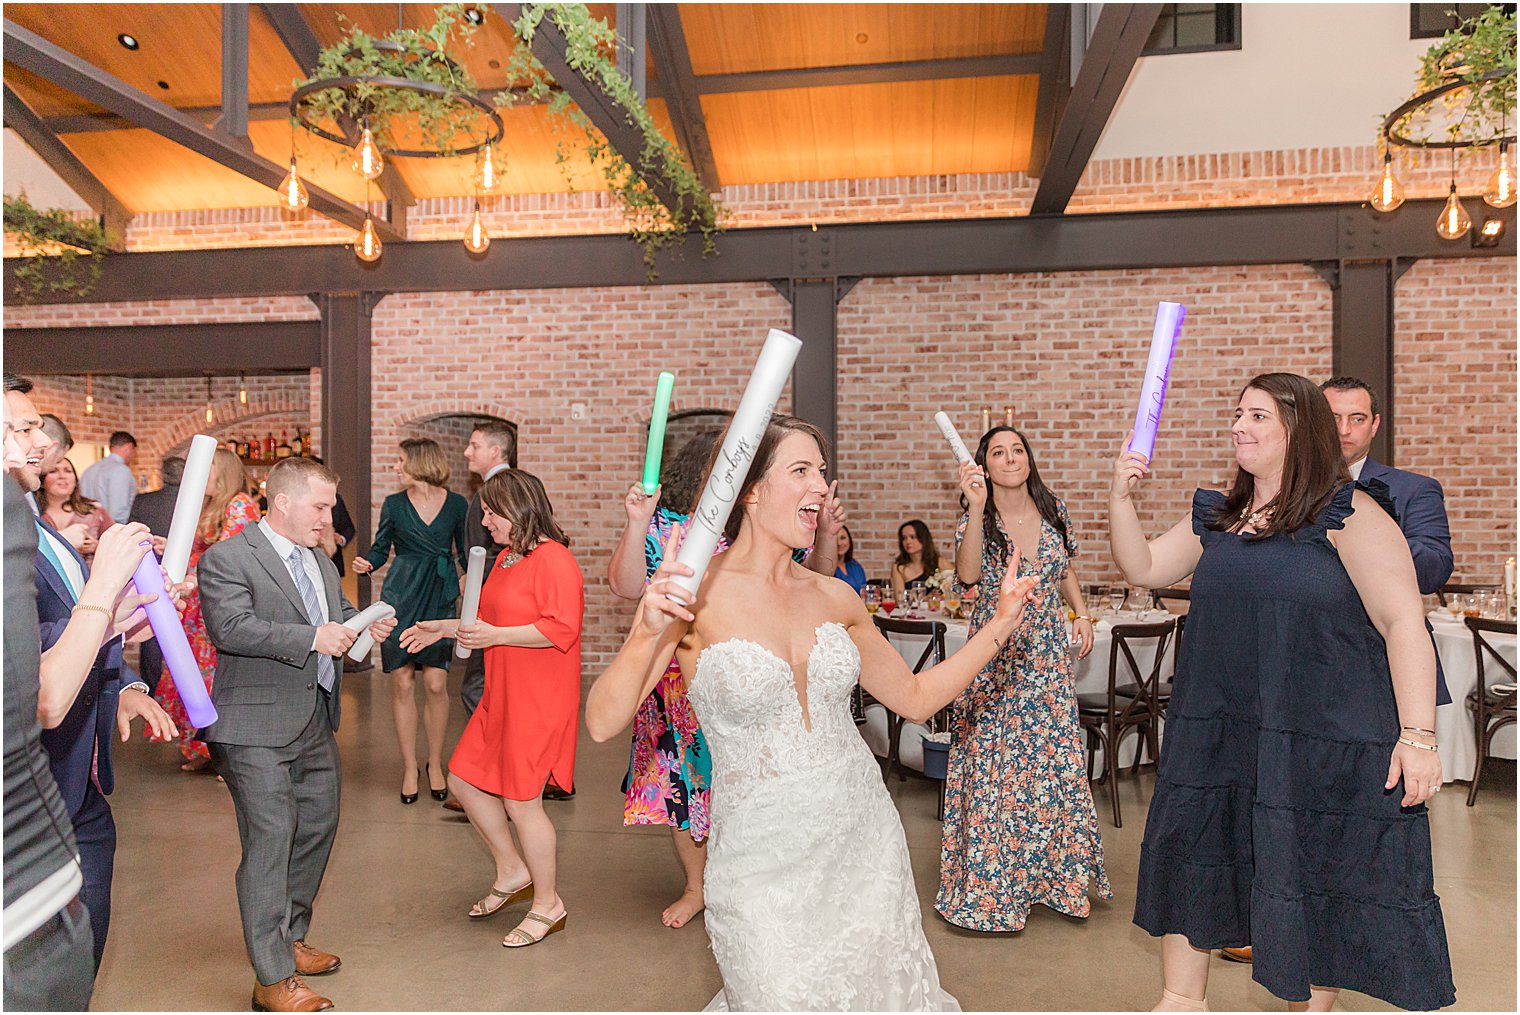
[
  {"left": 671, "top": 329, "right": 803, "bottom": 596},
  {"left": 454, "top": 546, "right": 488, "bottom": 660},
  {"left": 1126, "top": 302, "right": 1187, "bottom": 461},
  {"left": 934, "top": 412, "right": 973, "bottom": 464},
  {"left": 160, "top": 434, "right": 217, "bottom": 583},
  {"left": 130, "top": 547, "right": 217, "bottom": 729},
  {"left": 642, "top": 371, "right": 676, "bottom": 496},
  {"left": 343, "top": 601, "right": 396, "bottom": 662}
]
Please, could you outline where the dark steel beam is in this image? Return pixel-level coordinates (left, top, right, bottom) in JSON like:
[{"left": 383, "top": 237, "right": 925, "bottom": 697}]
[
  {"left": 258, "top": 2, "right": 322, "bottom": 75},
  {"left": 1328, "top": 259, "right": 1398, "bottom": 464},
  {"left": 4, "top": 321, "right": 320, "bottom": 376},
  {"left": 615, "top": 3, "right": 647, "bottom": 101},
  {"left": 319, "top": 293, "right": 376, "bottom": 607},
  {"left": 789, "top": 281, "right": 840, "bottom": 470},
  {"left": 214, "top": 3, "right": 251, "bottom": 140},
  {"left": 1031, "top": 4, "right": 1163, "bottom": 214},
  {"left": 692, "top": 53, "right": 1042, "bottom": 95},
  {"left": 506, "top": 3, "right": 688, "bottom": 217},
  {"left": 2, "top": 19, "right": 404, "bottom": 243},
  {"left": 2, "top": 85, "right": 130, "bottom": 248},
  {"left": 1028, "top": 3, "right": 1071, "bottom": 178},
  {"left": 647, "top": 4, "right": 720, "bottom": 193},
  {"left": 7, "top": 199, "right": 1511, "bottom": 305}
]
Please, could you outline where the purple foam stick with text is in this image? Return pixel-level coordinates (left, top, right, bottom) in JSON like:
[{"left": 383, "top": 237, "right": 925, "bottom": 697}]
[
  {"left": 131, "top": 548, "right": 217, "bottom": 729},
  {"left": 1127, "top": 302, "right": 1187, "bottom": 460}
]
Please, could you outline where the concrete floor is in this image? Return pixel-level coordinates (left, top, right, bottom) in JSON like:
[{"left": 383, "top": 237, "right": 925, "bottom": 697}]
[{"left": 93, "top": 664, "right": 1515, "bottom": 1012}]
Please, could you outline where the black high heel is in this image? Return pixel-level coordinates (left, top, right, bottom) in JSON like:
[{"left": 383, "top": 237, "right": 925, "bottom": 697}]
[
  {"left": 401, "top": 769, "right": 420, "bottom": 805},
  {"left": 426, "top": 763, "right": 448, "bottom": 802}
]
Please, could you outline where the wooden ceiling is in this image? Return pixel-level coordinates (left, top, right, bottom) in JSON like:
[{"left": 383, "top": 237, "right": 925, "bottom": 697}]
[{"left": 3, "top": 3, "right": 1047, "bottom": 212}]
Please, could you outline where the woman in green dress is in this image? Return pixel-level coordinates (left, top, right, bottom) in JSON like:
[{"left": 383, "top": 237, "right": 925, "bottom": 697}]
[{"left": 354, "top": 438, "right": 469, "bottom": 804}]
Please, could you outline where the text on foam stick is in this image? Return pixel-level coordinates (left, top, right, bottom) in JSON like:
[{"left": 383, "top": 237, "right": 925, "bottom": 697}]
[
  {"left": 934, "top": 412, "right": 973, "bottom": 464},
  {"left": 1126, "top": 302, "right": 1187, "bottom": 461}
]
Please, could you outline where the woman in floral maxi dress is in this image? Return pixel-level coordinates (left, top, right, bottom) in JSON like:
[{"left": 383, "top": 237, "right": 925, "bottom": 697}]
[{"left": 937, "top": 426, "right": 1111, "bottom": 931}]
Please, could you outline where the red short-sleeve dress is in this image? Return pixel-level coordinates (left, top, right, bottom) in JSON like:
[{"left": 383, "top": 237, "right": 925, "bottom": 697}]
[{"left": 448, "top": 540, "right": 584, "bottom": 801}]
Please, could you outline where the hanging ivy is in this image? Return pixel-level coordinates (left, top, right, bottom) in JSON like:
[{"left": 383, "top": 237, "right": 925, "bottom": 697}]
[
  {"left": 1384, "top": 7, "right": 1516, "bottom": 159},
  {"left": 3, "top": 194, "right": 112, "bottom": 304}
]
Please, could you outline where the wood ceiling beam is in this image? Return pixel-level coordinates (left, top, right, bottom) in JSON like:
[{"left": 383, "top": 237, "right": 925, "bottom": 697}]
[
  {"left": 3, "top": 84, "right": 130, "bottom": 249},
  {"left": 2, "top": 18, "right": 403, "bottom": 242},
  {"left": 1030, "top": 3, "right": 1162, "bottom": 214},
  {"left": 691, "top": 53, "right": 1042, "bottom": 95},
  {"left": 503, "top": 3, "right": 689, "bottom": 217},
  {"left": 647, "top": 4, "right": 720, "bottom": 194}
]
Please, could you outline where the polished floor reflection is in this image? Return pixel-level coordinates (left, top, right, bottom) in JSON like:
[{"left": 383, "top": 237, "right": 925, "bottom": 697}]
[{"left": 94, "top": 665, "right": 1515, "bottom": 1011}]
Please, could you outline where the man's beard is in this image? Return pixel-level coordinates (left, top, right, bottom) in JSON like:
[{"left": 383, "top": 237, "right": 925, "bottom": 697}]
[{"left": 8, "top": 465, "right": 40, "bottom": 492}]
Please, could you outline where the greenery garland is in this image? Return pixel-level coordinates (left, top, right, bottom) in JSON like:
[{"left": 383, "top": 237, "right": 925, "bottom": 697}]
[
  {"left": 2, "top": 194, "right": 111, "bottom": 303},
  {"left": 1385, "top": 7, "right": 1516, "bottom": 158},
  {"left": 296, "top": 2, "right": 724, "bottom": 271}
]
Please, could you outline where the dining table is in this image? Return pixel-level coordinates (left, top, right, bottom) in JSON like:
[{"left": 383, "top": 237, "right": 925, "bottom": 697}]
[{"left": 1430, "top": 612, "right": 1517, "bottom": 784}]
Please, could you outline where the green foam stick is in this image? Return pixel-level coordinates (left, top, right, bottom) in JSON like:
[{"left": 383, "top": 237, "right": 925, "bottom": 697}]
[{"left": 642, "top": 371, "right": 676, "bottom": 495}]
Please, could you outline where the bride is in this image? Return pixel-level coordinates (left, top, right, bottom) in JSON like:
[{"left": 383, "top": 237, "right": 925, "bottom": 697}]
[{"left": 588, "top": 416, "right": 1040, "bottom": 1011}]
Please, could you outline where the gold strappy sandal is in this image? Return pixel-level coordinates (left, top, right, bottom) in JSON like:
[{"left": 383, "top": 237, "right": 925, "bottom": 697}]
[
  {"left": 468, "top": 880, "right": 532, "bottom": 920},
  {"left": 502, "top": 910, "right": 567, "bottom": 948}
]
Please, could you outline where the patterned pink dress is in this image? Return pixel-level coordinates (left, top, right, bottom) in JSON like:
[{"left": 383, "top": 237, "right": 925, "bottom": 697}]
[
  {"left": 936, "top": 500, "right": 1112, "bottom": 930},
  {"left": 150, "top": 493, "right": 260, "bottom": 762}
]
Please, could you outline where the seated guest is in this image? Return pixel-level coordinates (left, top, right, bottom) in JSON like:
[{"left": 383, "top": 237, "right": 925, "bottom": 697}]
[
  {"left": 890, "top": 518, "right": 940, "bottom": 594},
  {"left": 834, "top": 524, "right": 867, "bottom": 593},
  {"left": 78, "top": 431, "right": 137, "bottom": 524},
  {"left": 39, "top": 458, "right": 115, "bottom": 564}
]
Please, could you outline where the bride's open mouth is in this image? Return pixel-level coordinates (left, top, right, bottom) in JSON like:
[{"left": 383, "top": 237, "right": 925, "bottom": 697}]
[{"left": 798, "top": 503, "right": 821, "bottom": 531}]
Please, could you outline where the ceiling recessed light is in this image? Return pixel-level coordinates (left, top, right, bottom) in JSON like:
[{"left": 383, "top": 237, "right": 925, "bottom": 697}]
[
  {"left": 117, "top": 33, "right": 139, "bottom": 50},
  {"left": 464, "top": 8, "right": 484, "bottom": 24},
  {"left": 488, "top": 58, "right": 501, "bottom": 69},
  {"left": 156, "top": 80, "right": 170, "bottom": 90}
]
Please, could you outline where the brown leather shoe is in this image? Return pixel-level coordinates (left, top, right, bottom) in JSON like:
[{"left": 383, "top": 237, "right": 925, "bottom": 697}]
[
  {"left": 251, "top": 975, "right": 333, "bottom": 1012},
  {"left": 1220, "top": 946, "right": 1253, "bottom": 963},
  {"left": 443, "top": 795, "right": 465, "bottom": 813},
  {"left": 293, "top": 940, "right": 341, "bottom": 976}
]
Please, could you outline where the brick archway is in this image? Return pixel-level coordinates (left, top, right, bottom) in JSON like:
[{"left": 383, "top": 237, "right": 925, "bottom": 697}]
[{"left": 147, "top": 398, "right": 307, "bottom": 464}]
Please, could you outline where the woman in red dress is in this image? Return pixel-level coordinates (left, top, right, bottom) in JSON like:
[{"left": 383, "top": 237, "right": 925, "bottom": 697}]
[{"left": 401, "top": 468, "right": 583, "bottom": 950}]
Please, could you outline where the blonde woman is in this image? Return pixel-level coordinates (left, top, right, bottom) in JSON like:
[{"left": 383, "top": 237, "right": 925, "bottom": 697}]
[
  {"left": 150, "top": 447, "right": 259, "bottom": 770},
  {"left": 353, "top": 438, "right": 468, "bottom": 803}
]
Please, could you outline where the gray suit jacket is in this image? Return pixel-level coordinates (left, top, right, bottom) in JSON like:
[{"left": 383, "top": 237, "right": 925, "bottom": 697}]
[{"left": 197, "top": 525, "right": 357, "bottom": 748}]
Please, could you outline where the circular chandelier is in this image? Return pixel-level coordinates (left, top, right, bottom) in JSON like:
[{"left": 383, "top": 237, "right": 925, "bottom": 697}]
[{"left": 279, "top": 19, "right": 510, "bottom": 262}]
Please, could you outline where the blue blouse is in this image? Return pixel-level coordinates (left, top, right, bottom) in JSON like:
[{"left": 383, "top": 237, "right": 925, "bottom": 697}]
[{"left": 834, "top": 558, "right": 868, "bottom": 593}]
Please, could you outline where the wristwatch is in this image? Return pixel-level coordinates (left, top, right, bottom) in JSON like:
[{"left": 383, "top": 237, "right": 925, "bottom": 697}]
[{"left": 122, "top": 681, "right": 150, "bottom": 695}]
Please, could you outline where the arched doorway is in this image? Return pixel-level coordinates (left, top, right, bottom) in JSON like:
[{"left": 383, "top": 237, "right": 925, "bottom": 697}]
[{"left": 403, "top": 413, "right": 518, "bottom": 497}]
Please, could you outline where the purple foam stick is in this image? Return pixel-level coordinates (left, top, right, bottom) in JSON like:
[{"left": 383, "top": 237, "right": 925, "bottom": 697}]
[
  {"left": 1127, "top": 302, "right": 1187, "bottom": 460},
  {"left": 131, "top": 548, "right": 217, "bottom": 729}
]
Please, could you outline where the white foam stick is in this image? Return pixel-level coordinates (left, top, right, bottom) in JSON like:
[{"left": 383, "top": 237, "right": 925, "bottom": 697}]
[
  {"left": 454, "top": 546, "right": 488, "bottom": 660},
  {"left": 160, "top": 434, "right": 218, "bottom": 582},
  {"left": 934, "top": 412, "right": 973, "bottom": 464},
  {"left": 671, "top": 328, "right": 803, "bottom": 596},
  {"left": 343, "top": 602, "right": 396, "bottom": 662}
]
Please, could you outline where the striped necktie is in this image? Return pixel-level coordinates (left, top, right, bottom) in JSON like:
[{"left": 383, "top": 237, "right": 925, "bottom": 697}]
[{"left": 286, "top": 546, "right": 335, "bottom": 692}]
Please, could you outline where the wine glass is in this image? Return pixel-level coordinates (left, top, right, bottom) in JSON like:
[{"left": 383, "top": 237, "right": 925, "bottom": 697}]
[
  {"left": 943, "top": 592, "right": 961, "bottom": 618},
  {"left": 880, "top": 592, "right": 898, "bottom": 617},
  {"left": 864, "top": 586, "right": 880, "bottom": 615},
  {"left": 1131, "top": 588, "right": 1154, "bottom": 617},
  {"left": 1107, "top": 585, "right": 1127, "bottom": 615}
]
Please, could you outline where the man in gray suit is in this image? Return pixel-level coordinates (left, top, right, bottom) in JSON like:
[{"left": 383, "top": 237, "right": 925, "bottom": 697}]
[{"left": 199, "top": 458, "right": 395, "bottom": 1013}]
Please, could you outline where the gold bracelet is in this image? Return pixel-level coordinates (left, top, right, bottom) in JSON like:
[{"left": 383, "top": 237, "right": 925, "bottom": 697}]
[
  {"left": 1075, "top": 615, "right": 1096, "bottom": 623},
  {"left": 71, "top": 603, "right": 113, "bottom": 621},
  {"left": 1397, "top": 736, "right": 1438, "bottom": 752},
  {"left": 1401, "top": 726, "right": 1436, "bottom": 738}
]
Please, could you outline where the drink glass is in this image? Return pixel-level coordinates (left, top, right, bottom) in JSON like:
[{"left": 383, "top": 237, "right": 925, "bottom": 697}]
[
  {"left": 1131, "top": 589, "right": 1154, "bottom": 616},
  {"left": 943, "top": 594, "right": 961, "bottom": 618},
  {"left": 1462, "top": 594, "right": 1481, "bottom": 619},
  {"left": 1107, "top": 586, "right": 1127, "bottom": 615},
  {"left": 881, "top": 594, "right": 898, "bottom": 617},
  {"left": 864, "top": 587, "right": 880, "bottom": 615}
]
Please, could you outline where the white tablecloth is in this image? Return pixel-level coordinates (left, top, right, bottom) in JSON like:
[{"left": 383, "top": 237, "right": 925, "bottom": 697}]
[
  {"left": 1431, "top": 614, "right": 1517, "bottom": 784},
  {"left": 865, "top": 611, "right": 1176, "bottom": 773}
]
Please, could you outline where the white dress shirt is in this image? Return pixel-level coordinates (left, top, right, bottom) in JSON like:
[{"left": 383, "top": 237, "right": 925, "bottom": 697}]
[
  {"left": 484, "top": 462, "right": 510, "bottom": 481},
  {"left": 259, "top": 520, "right": 329, "bottom": 652},
  {"left": 1348, "top": 456, "right": 1366, "bottom": 481}
]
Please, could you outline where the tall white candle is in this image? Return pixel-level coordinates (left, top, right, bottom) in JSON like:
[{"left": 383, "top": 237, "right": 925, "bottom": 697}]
[
  {"left": 455, "top": 546, "right": 488, "bottom": 660},
  {"left": 343, "top": 601, "right": 396, "bottom": 662},
  {"left": 160, "top": 434, "right": 217, "bottom": 582},
  {"left": 1506, "top": 556, "right": 1515, "bottom": 616},
  {"left": 671, "top": 329, "right": 803, "bottom": 596},
  {"left": 934, "top": 412, "right": 973, "bottom": 464}
]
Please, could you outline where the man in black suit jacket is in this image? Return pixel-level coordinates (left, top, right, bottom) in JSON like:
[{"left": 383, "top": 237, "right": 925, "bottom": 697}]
[
  {"left": 5, "top": 373, "right": 175, "bottom": 969},
  {"left": 458, "top": 422, "right": 515, "bottom": 717},
  {"left": 128, "top": 455, "right": 184, "bottom": 692}
]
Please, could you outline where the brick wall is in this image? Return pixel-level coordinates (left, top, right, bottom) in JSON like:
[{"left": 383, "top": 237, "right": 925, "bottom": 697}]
[{"left": 1395, "top": 257, "right": 1519, "bottom": 584}]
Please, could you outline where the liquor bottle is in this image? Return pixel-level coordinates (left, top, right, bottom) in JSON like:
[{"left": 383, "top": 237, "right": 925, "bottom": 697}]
[
  {"left": 265, "top": 432, "right": 276, "bottom": 459},
  {"left": 249, "top": 435, "right": 261, "bottom": 461},
  {"left": 276, "top": 430, "right": 291, "bottom": 459}
]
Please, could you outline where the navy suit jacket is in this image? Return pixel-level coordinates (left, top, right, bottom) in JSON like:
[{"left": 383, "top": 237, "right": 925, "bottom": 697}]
[
  {"left": 34, "top": 513, "right": 123, "bottom": 818},
  {"left": 1359, "top": 459, "right": 1454, "bottom": 707}
]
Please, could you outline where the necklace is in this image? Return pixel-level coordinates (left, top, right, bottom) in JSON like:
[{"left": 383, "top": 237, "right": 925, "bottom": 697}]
[
  {"left": 1245, "top": 505, "right": 1275, "bottom": 531},
  {"left": 498, "top": 551, "right": 524, "bottom": 570}
]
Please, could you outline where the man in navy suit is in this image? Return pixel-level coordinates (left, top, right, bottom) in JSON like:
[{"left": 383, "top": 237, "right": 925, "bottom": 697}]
[{"left": 4, "top": 374, "right": 176, "bottom": 969}]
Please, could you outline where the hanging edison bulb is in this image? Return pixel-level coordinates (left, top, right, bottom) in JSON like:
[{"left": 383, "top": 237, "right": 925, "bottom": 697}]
[
  {"left": 84, "top": 374, "right": 94, "bottom": 416},
  {"left": 464, "top": 200, "right": 491, "bottom": 254},
  {"left": 238, "top": 373, "right": 248, "bottom": 404},
  {"left": 350, "top": 122, "right": 385, "bottom": 181},
  {"left": 354, "top": 213, "right": 383, "bottom": 262},
  {"left": 280, "top": 156, "right": 310, "bottom": 211},
  {"left": 204, "top": 377, "right": 215, "bottom": 424},
  {"left": 1436, "top": 182, "right": 1472, "bottom": 240},
  {"left": 1483, "top": 139, "right": 1517, "bottom": 208},
  {"left": 1368, "top": 149, "right": 1405, "bottom": 212},
  {"left": 475, "top": 143, "right": 500, "bottom": 193}
]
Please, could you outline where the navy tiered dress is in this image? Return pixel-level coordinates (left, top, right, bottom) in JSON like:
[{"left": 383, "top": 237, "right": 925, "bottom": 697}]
[{"left": 1133, "top": 484, "right": 1454, "bottom": 1011}]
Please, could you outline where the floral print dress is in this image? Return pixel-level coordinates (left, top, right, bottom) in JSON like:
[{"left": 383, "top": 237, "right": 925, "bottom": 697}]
[
  {"left": 150, "top": 492, "right": 260, "bottom": 762},
  {"left": 935, "top": 498, "right": 1112, "bottom": 931}
]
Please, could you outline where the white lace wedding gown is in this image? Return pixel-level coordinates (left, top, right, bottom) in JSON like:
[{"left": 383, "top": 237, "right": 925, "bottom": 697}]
[{"left": 688, "top": 622, "right": 960, "bottom": 1012}]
